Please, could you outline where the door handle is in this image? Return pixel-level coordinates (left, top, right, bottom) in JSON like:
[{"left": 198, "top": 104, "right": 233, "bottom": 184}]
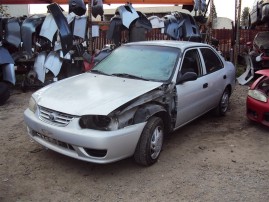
[
  {"left": 203, "top": 83, "right": 208, "bottom": 88},
  {"left": 223, "top": 75, "right": 227, "bottom": 79}
]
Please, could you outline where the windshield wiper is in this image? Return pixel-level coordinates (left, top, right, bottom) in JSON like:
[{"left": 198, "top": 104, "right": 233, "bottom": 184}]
[
  {"left": 111, "top": 73, "right": 149, "bottom": 81},
  {"left": 90, "top": 69, "right": 110, "bottom": 76}
]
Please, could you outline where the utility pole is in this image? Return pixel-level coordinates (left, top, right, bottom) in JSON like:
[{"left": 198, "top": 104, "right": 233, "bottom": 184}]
[
  {"left": 207, "top": 0, "right": 213, "bottom": 45},
  {"left": 234, "top": 0, "right": 242, "bottom": 68},
  {"left": 88, "top": 0, "right": 93, "bottom": 54}
]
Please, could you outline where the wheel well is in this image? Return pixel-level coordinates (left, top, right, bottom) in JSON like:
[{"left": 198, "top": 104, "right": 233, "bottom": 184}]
[
  {"left": 133, "top": 104, "right": 172, "bottom": 134},
  {"left": 226, "top": 85, "right": 232, "bottom": 96},
  {"left": 153, "top": 111, "right": 172, "bottom": 135}
]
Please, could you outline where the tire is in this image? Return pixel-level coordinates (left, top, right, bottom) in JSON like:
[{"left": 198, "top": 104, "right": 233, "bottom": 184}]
[
  {"left": 134, "top": 117, "right": 164, "bottom": 166},
  {"left": 215, "top": 88, "right": 230, "bottom": 116}
]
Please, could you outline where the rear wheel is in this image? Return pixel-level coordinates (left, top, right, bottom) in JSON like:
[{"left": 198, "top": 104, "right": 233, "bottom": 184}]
[
  {"left": 134, "top": 117, "right": 164, "bottom": 166},
  {"left": 215, "top": 88, "right": 230, "bottom": 116}
]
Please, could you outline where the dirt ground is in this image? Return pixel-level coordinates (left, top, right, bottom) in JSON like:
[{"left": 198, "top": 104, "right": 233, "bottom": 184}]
[{"left": 0, "top": 83, "right": 269, "bottom": 202}]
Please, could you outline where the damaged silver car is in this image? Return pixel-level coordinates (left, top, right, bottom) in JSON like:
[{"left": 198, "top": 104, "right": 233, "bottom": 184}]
[{"left": 24, "top": 41, "right": 236, "bottom": 166}]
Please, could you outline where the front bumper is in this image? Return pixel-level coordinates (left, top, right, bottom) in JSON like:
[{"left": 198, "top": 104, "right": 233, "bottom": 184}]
[
  {"left": 246, "top": 97, "right": 269, "bottom": 127},
  {"left": 24, "top": 108, "right": 146, "bottom": 164}
]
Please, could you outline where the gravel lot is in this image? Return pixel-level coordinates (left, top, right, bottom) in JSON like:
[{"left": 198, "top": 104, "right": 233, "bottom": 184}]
[{"left": 0, "top": 83, "right": 269, "bottom": 202}]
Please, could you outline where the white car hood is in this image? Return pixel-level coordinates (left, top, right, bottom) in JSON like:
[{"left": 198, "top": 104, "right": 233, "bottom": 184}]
[{"left": 34, "top": 73, "right": 163, "bottom": 116}]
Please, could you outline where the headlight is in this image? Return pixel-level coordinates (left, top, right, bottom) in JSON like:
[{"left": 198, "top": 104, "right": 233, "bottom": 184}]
[
  {"left": 248, "top": 90, "right": 267, "bottom": 103},
  {"left": 79, "top": 115, "right": 118, "bottom": 131},
  {"left": 29, "top": 97, "right": 37, "bottom": 113}
]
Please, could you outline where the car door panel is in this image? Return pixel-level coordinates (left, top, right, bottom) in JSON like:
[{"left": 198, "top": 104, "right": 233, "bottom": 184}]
[
  {"left": 175, "top": 47, "right": 227, "bottom": 128},
  {"left": 199, "top": 48, "right": 226, "bottom": 109},
  {"left": 200, "top": 69, "right": 226, "bottom": 108},
  {"left": 175, "top": 76, "right": 212, "bottom": 127},
  {"left": 175, "top": 48, "right": 211, "bottom": 127}
]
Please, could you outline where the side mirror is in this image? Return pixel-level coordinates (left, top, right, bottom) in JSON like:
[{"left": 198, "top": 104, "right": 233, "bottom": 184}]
[{"left": 177, "top": 72, "right": 198, "bottom": 84}]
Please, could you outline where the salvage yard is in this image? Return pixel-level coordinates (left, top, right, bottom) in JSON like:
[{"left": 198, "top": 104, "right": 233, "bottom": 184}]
[{"left": 0, "top": 83, "right": 269, "bottom": 202}]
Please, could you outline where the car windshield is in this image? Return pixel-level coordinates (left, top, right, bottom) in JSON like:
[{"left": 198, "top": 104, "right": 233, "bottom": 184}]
[{"left": 92, "top": 45, "right": 179, "bottom": 82}]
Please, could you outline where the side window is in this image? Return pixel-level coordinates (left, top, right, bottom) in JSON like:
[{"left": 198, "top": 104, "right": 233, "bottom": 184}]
[
  {"left": 200, "top": 48, "right": 224, "bottom": 74},
  {"left": 180, "top": 49, "right": 201, "bottom": 76}
]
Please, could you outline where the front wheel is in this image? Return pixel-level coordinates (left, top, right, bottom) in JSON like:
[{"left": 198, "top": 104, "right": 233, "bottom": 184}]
[
  {"left": 215, "top": 88, "right": 230, "bottom": 116},
  {"left": 134, "top": 117, "right": 164, "bottom": 166}
]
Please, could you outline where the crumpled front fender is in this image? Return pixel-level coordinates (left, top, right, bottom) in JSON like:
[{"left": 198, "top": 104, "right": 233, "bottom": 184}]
[
  {"left": 0, "top": 47, "right": 14, "bottom": 65},
  {"left": 116, "top": 5, "right": 139, "bottom": 28},
  {"left": 2, "top": 64, "right": 16, "bottom": 85},
  {"left": 0, "top": 47, "right": 15, "bottom": 85},
  {"left": 48, "top": 3, "right": 73, "bottom": 56},
  {"left": 133, "top": 104, "right": 167, "bottom": 123},
  {"left": 21, "top": 14, "right": 45, "bottom": 56},
  {"left": 69, "top": 0, "right": 86, "bottom": 16},
  {"left": 40, "top": 14, "right": 58, "bottom": 42},
  {"left": 5, "top": 17, "right": 21, "bottom": 47}
]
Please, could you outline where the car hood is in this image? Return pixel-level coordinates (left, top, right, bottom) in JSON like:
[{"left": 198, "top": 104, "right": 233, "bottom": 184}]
[{"left": 34, "top": 73, "right": 163, "bottom": 116}]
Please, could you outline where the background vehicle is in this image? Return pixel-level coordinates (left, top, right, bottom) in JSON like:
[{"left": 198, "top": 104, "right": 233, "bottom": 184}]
[
  {"left": 24, "top": 41, "right": 236, "bottom": 166},
  {"left": 249, "top": 0, "right": 269, "bottom": 28},
  {"left": 247, "top": 70, "right": 269, "bottom": 127},
  {"left": 251, "top": 31, "right": 269, "bottom": 69}
]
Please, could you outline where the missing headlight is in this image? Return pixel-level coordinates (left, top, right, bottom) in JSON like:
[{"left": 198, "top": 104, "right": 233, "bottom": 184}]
[
  {"left": 93, "top": 115, "right": 111, "bottom": 127},
  {"left": 79, "top": 115, "right": 118, "bottom": 131}
]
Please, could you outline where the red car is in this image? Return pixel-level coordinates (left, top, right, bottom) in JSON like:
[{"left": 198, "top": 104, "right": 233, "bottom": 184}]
[{"left": 247, "top": 70, "right": 269, "bottom": 127}]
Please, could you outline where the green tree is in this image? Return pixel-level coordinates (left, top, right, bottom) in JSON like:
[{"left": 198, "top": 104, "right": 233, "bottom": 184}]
[
  {"left": 0, "top": 5, "right": 10, "bottom": 17},
  {"left": 241, "top": 7, "right": 250, "bottom": 27},
  {"left": 212, "top": 2, "right": 217, "bottom": 19}
]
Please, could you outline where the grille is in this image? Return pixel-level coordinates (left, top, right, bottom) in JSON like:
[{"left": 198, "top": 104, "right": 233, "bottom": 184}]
[
  {"left": 39, "top": 106, "right": 75, "bottom": 126},
  {"left": 35, "top": 132, "right": 75, "bottom": 151}
]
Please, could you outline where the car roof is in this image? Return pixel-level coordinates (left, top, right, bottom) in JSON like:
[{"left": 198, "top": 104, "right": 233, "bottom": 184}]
[
  {"left": 125, "top": 40, "right": 210, "bottom": 50},
  {"left": 256, "top": 69, "right": 269, "bottom": 77}
]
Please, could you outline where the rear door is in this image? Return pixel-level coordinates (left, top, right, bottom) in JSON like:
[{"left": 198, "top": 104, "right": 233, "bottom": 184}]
[{"left": 199, "top": 47, "right": 227, "bottom": 109}]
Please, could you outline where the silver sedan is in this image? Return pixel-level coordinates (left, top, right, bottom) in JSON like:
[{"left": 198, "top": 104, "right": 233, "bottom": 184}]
[{"left": 24, "top": 41, "right": 236, "bottom": 166}]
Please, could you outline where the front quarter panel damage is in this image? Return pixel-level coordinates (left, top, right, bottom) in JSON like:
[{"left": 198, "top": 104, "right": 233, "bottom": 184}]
[{"left": 109, "top": 83, "right": 177, "bottom": 133}]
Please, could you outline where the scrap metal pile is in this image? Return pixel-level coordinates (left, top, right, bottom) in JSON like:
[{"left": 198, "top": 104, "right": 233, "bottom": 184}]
[
  {"left": 0, "top": 0, "right": 205, "bottom": 89},
  {"left": 0, "top": 0, "right": 89, "bottom": 89},
  {"left": 107, "top": 4, "right": 202, "bottom": 47},
  {"left": 237, "top": 31, "right": 269, "bottom": 85}
]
